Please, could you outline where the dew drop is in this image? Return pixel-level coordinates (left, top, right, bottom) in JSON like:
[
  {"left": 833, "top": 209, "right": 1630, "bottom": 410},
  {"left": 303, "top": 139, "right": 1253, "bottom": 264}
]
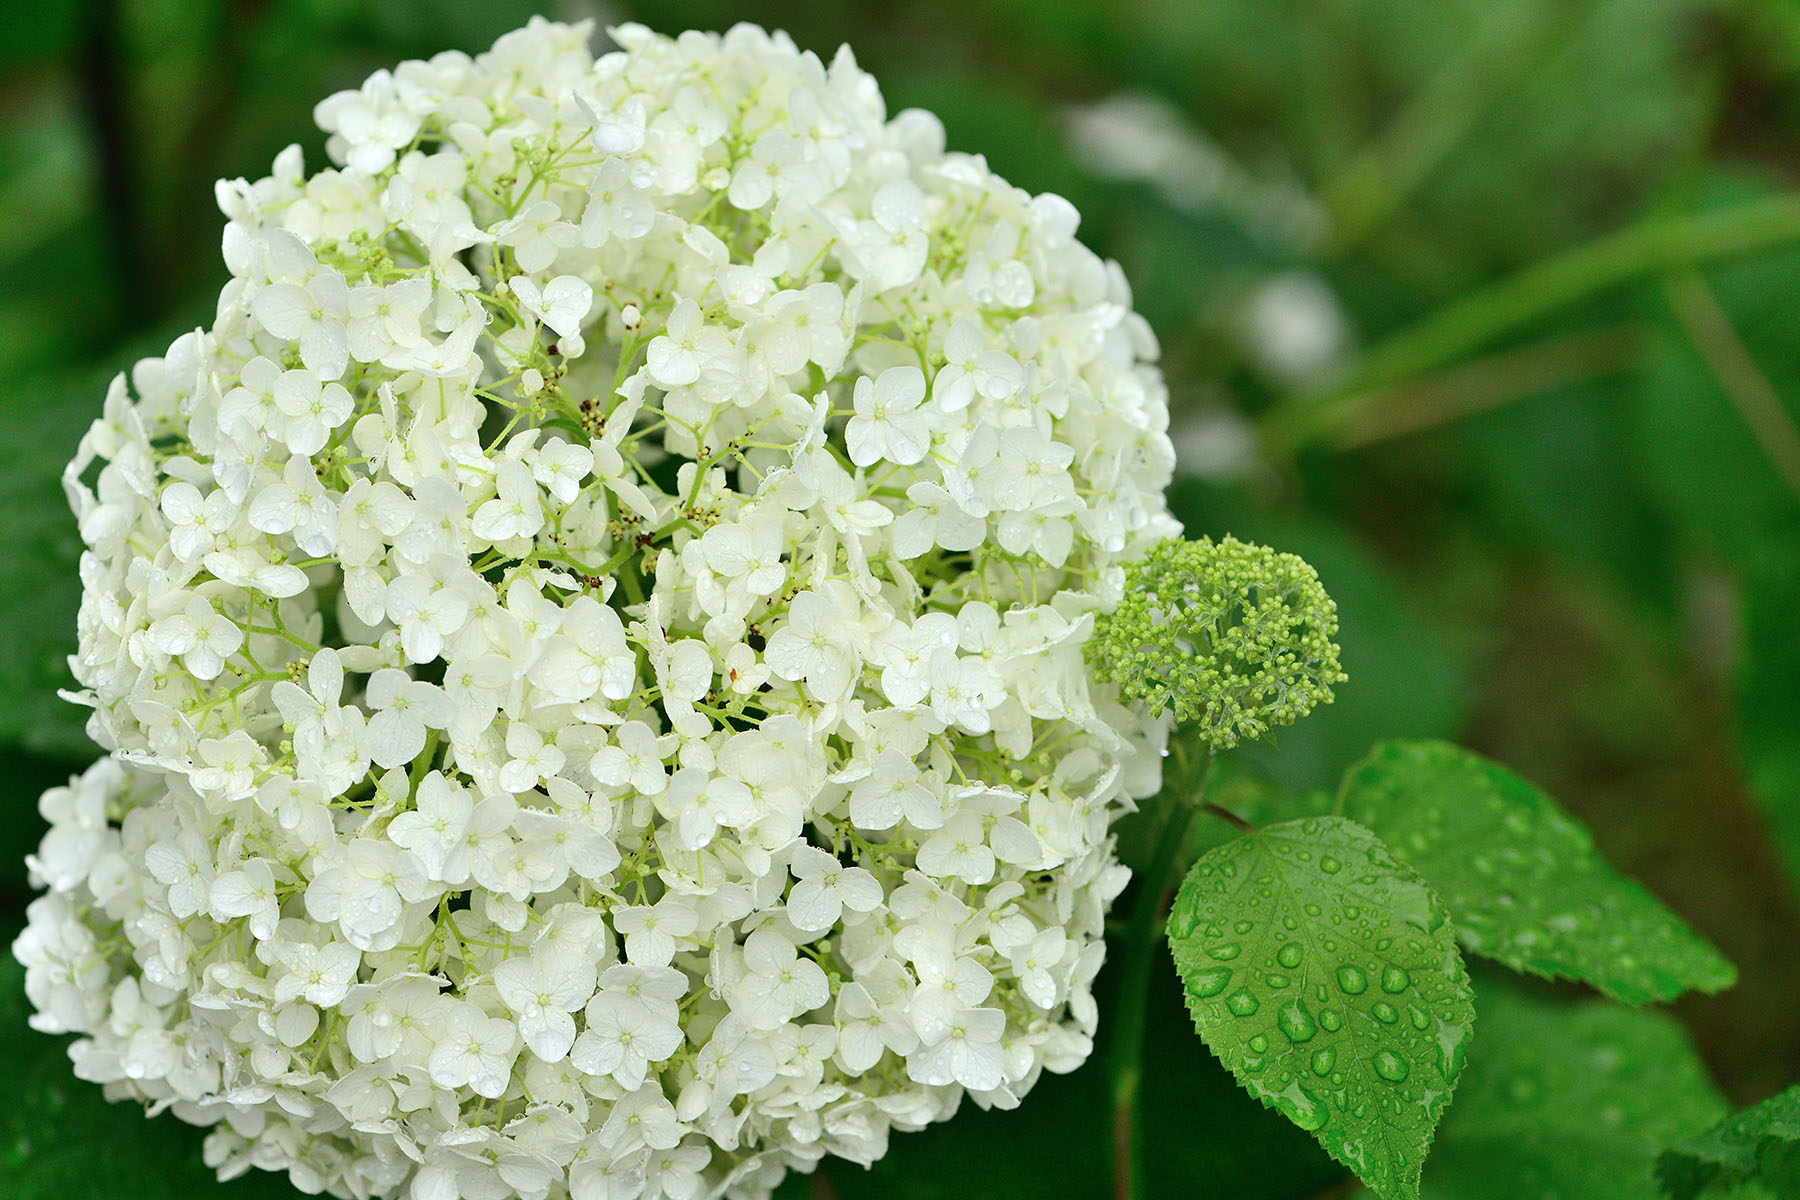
[
  {"left": 1372, "top": 1050, "right": 1410, "bottom": 1083},
  {"left": 1278, "top": 1001, "right": 1318, "bottom": 1044},
  {"left": 1311, "top": 1047, "right": 1337, "bottom": 1076},
  {"left": 1336, "top": 965, "right": 1368, "bottom": 995},
  {"left": 1372, "top": 1001, "right": 1399, "bottom": 1024},
  {"left": 1273, "top": 1081, "right": 1328, "bottom": 1132},
  {"left": 1234, "top": 920, "right": 1254, "bottom": 935},
  {"left": 1266, "top": 973, "right": 1292, "bottom": 989},
  {"left": 1227, "top": 989, "right": 1261, "bottom": 1017},
  {"left": 1408, "top": 1005, "right": 1430, "bottom": 1031},
  {"left": 1186, "top": 966, "right": 1233, "bottom": 999},
  {"left": 1320, "top": 855, "right": 1342, "bottom": 874},
  {"left": 1276, "top": 943, "right": 1303, "bottom": 969},
  {"left": 1380, "top": 965, "right": 1411, "bottom": 994},
  {"left": 1438, "top": 1022, "right": 1470, "bottom": 1079},
  {"left": 1208, "top": 942, "right": 1241, "bottom": 961},
  {"left": 1319, "top": 1008, "right": 1343, "bottom": 1032},
  {"left": 1249, "top": 1034, "right": 1269, "bottom": 1054}
]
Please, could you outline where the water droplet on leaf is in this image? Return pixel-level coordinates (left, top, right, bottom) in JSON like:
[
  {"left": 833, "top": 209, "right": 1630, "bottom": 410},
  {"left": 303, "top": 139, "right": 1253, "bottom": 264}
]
[
  {"left": 1278, "top": 1000, "right": 1317, "bottom": 1043},
  {"left": 1372, "top": 1050, "right": 1410, "bottom": 1083},
  {"left": 1187, "top": 966, "right": 1232, "bottom": 999}
]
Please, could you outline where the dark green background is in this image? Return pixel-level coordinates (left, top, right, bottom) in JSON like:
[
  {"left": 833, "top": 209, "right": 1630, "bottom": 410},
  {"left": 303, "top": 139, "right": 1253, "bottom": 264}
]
[{"left": 2, "top": 1, "right": 1798, "bottom": 1197}]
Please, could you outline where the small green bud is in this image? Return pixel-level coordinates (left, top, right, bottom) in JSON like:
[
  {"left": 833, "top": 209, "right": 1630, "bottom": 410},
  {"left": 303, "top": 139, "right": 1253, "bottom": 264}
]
[{"left": 1088, "top": 535, "right": 1346, "bottom": 750}]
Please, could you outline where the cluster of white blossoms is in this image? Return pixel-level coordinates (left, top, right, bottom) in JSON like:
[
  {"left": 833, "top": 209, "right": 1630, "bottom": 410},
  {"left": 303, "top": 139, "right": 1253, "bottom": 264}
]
[{"left": 15, "top": 18, "right": 1178, "bottom": 1200}]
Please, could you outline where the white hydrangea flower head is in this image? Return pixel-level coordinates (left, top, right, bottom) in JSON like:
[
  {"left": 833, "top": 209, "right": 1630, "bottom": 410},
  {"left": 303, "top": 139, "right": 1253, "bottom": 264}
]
[{"left": 18, "top": 18, "right": 1178, "bottom": 1200}]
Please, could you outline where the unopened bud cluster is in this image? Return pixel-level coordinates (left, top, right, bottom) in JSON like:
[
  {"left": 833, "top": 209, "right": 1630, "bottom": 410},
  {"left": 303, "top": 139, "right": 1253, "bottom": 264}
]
[{"left": 1088, "top": 536, "right": 1343, "bottom": 750}]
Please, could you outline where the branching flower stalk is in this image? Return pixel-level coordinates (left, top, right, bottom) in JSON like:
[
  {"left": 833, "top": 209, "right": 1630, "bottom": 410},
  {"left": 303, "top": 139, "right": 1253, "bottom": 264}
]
[{"left": 1090, "top": 533, "right": 1344, "bottom": 1200}]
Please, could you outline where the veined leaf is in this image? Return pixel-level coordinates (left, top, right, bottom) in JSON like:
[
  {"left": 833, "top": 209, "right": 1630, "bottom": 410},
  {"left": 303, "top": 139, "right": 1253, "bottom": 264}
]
[
  {"left": 1337, "top": 740, "right": 1735, "bottom": 1004},
  {"left": 1168, "top": 815, "right": 1475, "bottom": 1200},
  {"left": 1659, "top": 1083, "right": 1800, "bottom": 1200}
]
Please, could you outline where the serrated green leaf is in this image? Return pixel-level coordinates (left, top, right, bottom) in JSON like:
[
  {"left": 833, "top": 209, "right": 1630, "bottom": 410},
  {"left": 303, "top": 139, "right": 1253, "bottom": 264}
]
[
  {"left": 1416, "top": 977, "right": 1727, "bottom": 1200},
  {"left": 1659, "top": 1084, "right": 1800, "bottom": 1200},
  {"left": 1167, "top": 815, "right": 1475, "bottom": 1200},
  {"left": 1337, "top": 740, "right": 1736, "bottom": 1004}
]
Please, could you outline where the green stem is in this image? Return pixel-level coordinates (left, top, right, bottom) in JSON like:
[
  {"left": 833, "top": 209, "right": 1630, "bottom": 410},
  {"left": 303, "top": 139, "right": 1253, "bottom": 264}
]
[
  {"left": 1318, "top": 0, "right": 1563, "bottom": 256},
  {"left": 1110, "top": 749, "right": 1217, "bottom": 1200},
  {"left": 1265, "top": 192, "right": 1800, "bottom": 454}
]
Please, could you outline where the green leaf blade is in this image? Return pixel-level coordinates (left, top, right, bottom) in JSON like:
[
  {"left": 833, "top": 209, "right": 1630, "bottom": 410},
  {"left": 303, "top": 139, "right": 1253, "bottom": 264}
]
[
  {"left": 1168, "top": 815, "right": 1475, "bottom": 1200},
  {"left": 1659, "top": 1083, "right": 1800, "bottom": 1200},
  {"left": 1338, "top": 740, "right": 1735, "bottom": 1004}
]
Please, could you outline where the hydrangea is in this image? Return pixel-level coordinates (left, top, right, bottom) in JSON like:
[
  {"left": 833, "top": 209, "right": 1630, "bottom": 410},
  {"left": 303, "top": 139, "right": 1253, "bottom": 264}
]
[
  {"left": 1087, "top": 536, "right": 1344, "bottom": 750},
  {"left": 16, "top": 19, "right": 1178, "bottom": 1200}
]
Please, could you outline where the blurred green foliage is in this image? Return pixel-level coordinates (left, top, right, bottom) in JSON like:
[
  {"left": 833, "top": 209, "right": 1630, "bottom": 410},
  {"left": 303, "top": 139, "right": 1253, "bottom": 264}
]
[{"left": 4, "top": 0, "right": 1800, "bottom": 1197}]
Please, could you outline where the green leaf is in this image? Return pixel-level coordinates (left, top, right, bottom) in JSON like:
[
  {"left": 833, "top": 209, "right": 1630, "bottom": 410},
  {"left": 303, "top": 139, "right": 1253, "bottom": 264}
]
[
  {"left": 0, "top": 311, "right": 213, "bottom": 761},
  {"left": 1337, "top": 739, "right": 1736, "bottom": 1004},
  {"left": 1417, "top": 977, "right": 1727, "bottom": 1200},
  {"left": 0, "top": 372, "right": 95, "bottom": 760},
  {"left": 1167, "top": 815, "right": 1475, "bottom": 1200},
  {"left": 1740, "top": 550, "right": 1800, "bottom": 897},
  {"left": 1659, "top": 1084, "right": 1800, "bottom": 1200}
]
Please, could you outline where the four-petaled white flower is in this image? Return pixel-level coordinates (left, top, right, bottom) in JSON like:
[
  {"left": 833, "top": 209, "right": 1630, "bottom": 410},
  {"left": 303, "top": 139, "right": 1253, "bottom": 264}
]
[{"left": 493, "top": 952, "right": 596, "bottom": 1062}]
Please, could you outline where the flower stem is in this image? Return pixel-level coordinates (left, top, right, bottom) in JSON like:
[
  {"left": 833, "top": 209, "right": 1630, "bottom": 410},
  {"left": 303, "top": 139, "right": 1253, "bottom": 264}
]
[
  {"left": 1265, "top": 191, "right": 1800, "bottom": 454},
  {"left": 1110, "top": 748, "right": 1216, "bottom": 1200}
]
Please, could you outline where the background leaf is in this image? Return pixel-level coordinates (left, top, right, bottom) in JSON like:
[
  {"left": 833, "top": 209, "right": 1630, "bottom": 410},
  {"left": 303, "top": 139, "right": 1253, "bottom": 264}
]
[
  {"left": 1337, "top": 739, "right": 1735, "bottom": 1003},
  {"left": 1408, "top": 975, "right": 1728, "bottom": 1200},
  {"left": 1659, "top": 1083, "right": 1800, "bottom": 1200},
  {"left": 1167, "top": 815, "right": 1475, "bottom": 1199}
]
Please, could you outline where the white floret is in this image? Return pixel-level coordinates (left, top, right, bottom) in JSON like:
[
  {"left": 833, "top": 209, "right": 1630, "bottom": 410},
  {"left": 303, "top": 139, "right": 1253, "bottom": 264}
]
[{"left": 21, "top": 17, "right": 1179, "bottom": 1200}]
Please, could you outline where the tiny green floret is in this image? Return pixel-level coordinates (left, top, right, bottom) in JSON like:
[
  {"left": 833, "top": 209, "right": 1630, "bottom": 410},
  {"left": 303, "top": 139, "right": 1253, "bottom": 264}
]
[{"left": 1089, "top": 535, "right": 1346, "bottom": 749}]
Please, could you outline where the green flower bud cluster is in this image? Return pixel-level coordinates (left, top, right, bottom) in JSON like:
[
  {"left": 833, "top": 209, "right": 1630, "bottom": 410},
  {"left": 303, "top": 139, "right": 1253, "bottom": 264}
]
[{"left": 1089, "top": 536, "right": 1346, "bottom": 749}]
